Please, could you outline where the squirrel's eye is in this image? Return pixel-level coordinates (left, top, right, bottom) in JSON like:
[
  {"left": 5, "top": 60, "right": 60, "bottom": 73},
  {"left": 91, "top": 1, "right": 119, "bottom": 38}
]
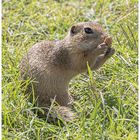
[{"left": 84, "top": 27, "right": 93, "bottom": 34}]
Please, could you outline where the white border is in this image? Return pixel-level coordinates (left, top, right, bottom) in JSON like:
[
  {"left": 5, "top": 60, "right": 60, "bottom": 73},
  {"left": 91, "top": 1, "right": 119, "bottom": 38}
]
[
  {"left": 138, "top": 0, "right": 140, "bottom": 139},
  {"left": 0, "top": 1, "right": 139, "bottom": 140},
  {"left": 0, "top": 0, "right": 2, "bottom": 139}
]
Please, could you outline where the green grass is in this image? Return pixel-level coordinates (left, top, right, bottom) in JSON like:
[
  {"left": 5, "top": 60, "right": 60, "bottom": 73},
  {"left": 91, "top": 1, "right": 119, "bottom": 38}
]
[{"left": 2, "top": 0, "right": 138, "bottom": 139}]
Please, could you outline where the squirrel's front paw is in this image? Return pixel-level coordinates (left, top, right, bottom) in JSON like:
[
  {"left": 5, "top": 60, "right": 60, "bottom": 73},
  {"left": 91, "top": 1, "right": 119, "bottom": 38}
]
[
  {"left": 103, "top": 36, "right": 115, "bottom": 58},
  {"left": 95, "top": 43, "right": 108, "bottom": 55},
  {"left": 104, "top": 47, "right": 115, "bottom": 58}
]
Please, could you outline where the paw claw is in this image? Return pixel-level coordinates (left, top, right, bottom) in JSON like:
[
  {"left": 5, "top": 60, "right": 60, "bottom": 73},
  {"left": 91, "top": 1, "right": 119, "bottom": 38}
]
[{"left": 105, "top": 47, "right": 115, "bottom": 57}]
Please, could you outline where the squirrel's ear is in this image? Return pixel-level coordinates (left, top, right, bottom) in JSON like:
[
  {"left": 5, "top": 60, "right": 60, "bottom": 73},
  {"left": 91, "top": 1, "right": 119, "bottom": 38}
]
[{"left": 70, "top": 25, "right": 79, "bottom": 35}]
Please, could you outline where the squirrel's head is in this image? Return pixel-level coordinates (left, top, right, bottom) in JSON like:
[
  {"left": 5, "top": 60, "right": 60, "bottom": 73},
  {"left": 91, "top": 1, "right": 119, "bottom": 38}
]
[{"left": 66, "top": 22, "right": 109, "bottom": 51}]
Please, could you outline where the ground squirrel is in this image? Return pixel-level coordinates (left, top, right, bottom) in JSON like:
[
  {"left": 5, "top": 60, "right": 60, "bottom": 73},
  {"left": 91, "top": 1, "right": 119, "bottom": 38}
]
[{"left": 20, "top": 22, "right": 115, "bottom": 121}]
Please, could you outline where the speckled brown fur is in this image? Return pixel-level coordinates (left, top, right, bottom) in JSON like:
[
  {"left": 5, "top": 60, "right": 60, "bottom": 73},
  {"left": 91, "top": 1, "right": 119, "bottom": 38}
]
[{"left": 20, "top": 22, "right": 115, "bottom": 121}]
